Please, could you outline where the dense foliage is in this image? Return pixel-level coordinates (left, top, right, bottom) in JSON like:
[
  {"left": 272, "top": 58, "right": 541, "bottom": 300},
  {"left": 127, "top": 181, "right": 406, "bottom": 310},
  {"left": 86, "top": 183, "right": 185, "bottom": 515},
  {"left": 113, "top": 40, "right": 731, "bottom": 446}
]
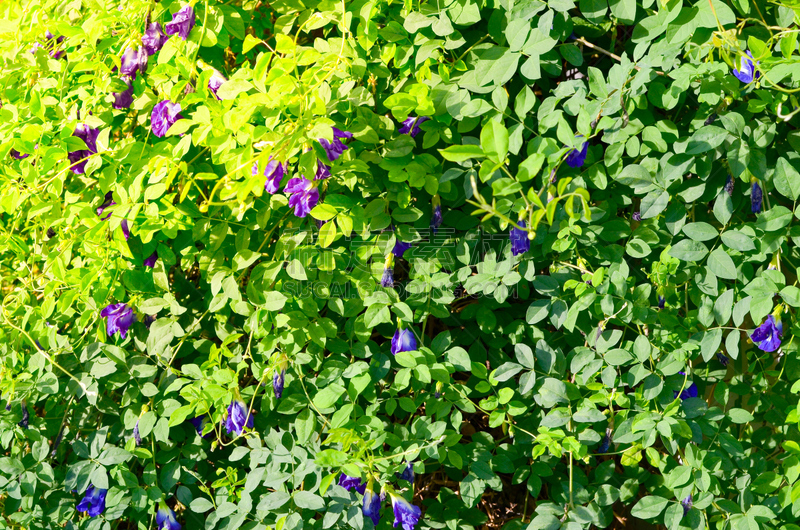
[{"left": 3, "top": 0, "right": 800, "bottom": 529}]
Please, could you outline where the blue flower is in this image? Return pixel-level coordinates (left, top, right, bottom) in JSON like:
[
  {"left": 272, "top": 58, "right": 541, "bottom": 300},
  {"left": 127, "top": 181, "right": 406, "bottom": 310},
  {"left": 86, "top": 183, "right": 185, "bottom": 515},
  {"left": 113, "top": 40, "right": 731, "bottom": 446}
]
[
  {"left": 144, "top": 250, "right": 158, "bottom": 268},
  {"left": 430, "top": 197, "right": 442, "bottom": 233},
  {"left": 751, "top": 314, "right": 782, "bottom": 352},
  {"left": 284, "top": 177, "right": 319, "bottom": 218},
  {"left": 716, "top": 352, "right": 729, "bottom": 366},
  {"left": 673, "top": 372, "right": 698, "bottom": 401},
  {"left": 273, "top": 369, "right": 285, "bottom": 399},
  {"left": 165, "top": 5, "right": 195, "bottom": 40},
  {"left": 393, "top": 241, "right": 413, "bottom": 257},
  {"left": 390, "top": 494, "right": 422, "bottom": 530},
  {"left": 142, "top": 22, "right": 166, "bottom": 55},
  {"left": 399, "top": 116, "right": 429, "bottom": 138},
  {"left": 391, "top": 328, "right": 417, "bottom": 355},
  {"left": 751, "top": 182, "right": 762, "bottom": 213},
  {"left": 339, "top": 474, "right": 366, "bottom": 494},
  {"left": 133, "top": 419, "right": 142, "bottom": 446},
  {"left": 319, "top": 127, "right": 352, "bottom": 163},
  {"left": 253, "top": 158, "right": 285, "bottom": 194},
  {"left": 315, "top": 160, "right": 331, "bottom": 181},
  {"left": 565, "top": 141, "right": 589, "bottom": 168},
  {"left": 510, "top": 221, "right": 529, "bottom": 256},
  {"left": 632, "top": 211, "right": 641, "bottom": 221},
  {"left": 120, "top": 47, "right": 147, "bottom": 79},
  {"left": 101, "top": 303, "right": 136, "bottom": 339},
  {"left": 598, "top": 430, "right": 611, "bottom": 453},
  {"left": 189, "top": 415, "right": 211, "bottom": 438},
  {"left": 77, "top": 485, "right": 108, "bottom": 517},
  {"left": 225, "top": 399, "right": 253, "bottom": 436},
  {"left": 681, "top": 495, "right": 692, "bottom": 517},
  {"left": 18, "top": 404, "right": 29, "bottom": 429},
  {"left": 151, "top": 100, "right": 184, "bottom": 137},
  {"left": 658, "top": 295, "right": 666, "bottom": 309},
  {"left": 732, "top": 51, "right": 759, "bottom": 84},
  {"left": 156, "top": 502, "right": 182, "bottom": 530},
  {"left": 362, "top": 484, "right": 382, "bottom": 526},
  {"left": 381, "top": 267, "right": 394, "bottom": 288},
  {"left": 724, "top": 175, "right": 734, "bottom": 196},
  {"left": 398, "top": 463, "right": 414, "bottom": 484}
]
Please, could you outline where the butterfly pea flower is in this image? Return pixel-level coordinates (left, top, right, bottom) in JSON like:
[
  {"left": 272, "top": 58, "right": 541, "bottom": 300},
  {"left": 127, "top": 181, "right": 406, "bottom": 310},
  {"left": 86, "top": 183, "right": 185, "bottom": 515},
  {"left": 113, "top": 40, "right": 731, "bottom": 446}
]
[
  {"left": 96, "top": 192, "right": 116, "bottom": 220},
  {"left": 189, "top": 415, "right": 211, "bottom": 438},
  {"left": 144, "top": 250, "right": 158, "bottom": 268},
  {"left": 165, "top": 5, "right": 195, "bottom": 40},
  {"left": 208, "top": 71, "right": 226, "bottom": 99},
  {"left": 658, "top": 295, "right": 666, "bottom": 309},
  {"left": 751, "top": 180, "right": 763, "bottom": 213},
  {"left": 732, "top": 51, "right": 759, "bottom": 84},
  {"left": 151, "top": 100, "right": 184, "bottom": 138},
  {"left": 101, "top": 303, "right": 136, "bottom": 339},
  {"left": 390, "top": 493, "right": 422, "bottom": 530},
  {"left": 430, "top": 195, "right": 442, "bottom": 233},
  {"left": 681, "top": 495, "right": 692, "bottom": 517},
  {"left": 434, "top": 381, "right": 443, "bottom": 399},
  {"left": 120, "top": 47, "right": 147, "bottom": 78},
  {"left": 724, "top": 175, "right": 734, "bottom": 196},
  {"left": 705, "top": 113, "right": 717, "bottom": 126},
  {"left": 68, "top": 124, "right": 99, "bottom": 174},
  {"left": 510, "top": 220, "right": 529, "bottom": 256},
  {"left": 156, "top": 501, "right": 182, "bottom": 530},
  {"left": 133, "top": 419, "right": 142, "bottom": 446},
  {"left": 399, "top": 116, "right": 429, "bottom": 138},
  {"left": 751, "top": 314, "right": 782, "bottom": 352},
  {"left": 315, "top": 160, "right": 331, "bottom": 180},
  {"left": 632, "top": 211, "right": 641, "bottom": 221},
  {"left": 273, "top": 369, "right": 285, "bottom": 399},
  {"left": 398, "top": 463, "right": 414, "bottom": 484},
  {"left": 565, "top": 140, "right": 589, "bottom": 168},
  {"left": 113, "top": 77, "right": 134, "bottom": 110},
  {"left": 77, "top": 485, "right": 108, "bottom": 517},
  {"left": 673, "top": 372, "right": 698, "bottom": 401},
  {"left": 143, "top": 314, "right": 156, "bottom": 329},
  {"left": 254, "top": 158, "right": 285, "bottom": 194},
  {"left": 319, "top": 127, "right": 353, "bottom": 163},
  {"left": 284, "top": 177, "right": 319, "bottom": 218},
  {"left": 716, "top": 352, "right": 729, "bottom": 366},
  {"left": 381, "top": 253, "right": 395, "bottom": 288},
  {"left": 18, "top": 403, "right": 29, "bottom": 429},
  {"left": 225, "top": 398, "right": 253, "bottom": 436},
  {"left": 121, "top": 219, "right": 130, "bottom": 240},
  {"left": 362, "top": 482, "right": 382, "bottom": 526},
  {"left": 142, "top": 22, "right": 167, "bottom": 55},
  {"left": 391, "top": 326, "right": 417, "bottom": 355},
  {"left": 339, "top": 474, "right": 367, "bottom": 494},
  {"left": 598, "top": 429, "right": 612, "bottom": 453},
  {"left": 392, "top": 240, "right": 413, "bottom": 258}
]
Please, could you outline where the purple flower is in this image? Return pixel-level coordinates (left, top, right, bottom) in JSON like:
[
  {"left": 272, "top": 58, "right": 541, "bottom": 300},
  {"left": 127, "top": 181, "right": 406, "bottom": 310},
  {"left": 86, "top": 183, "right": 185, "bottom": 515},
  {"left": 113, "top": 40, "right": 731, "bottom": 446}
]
[
  {"left": 31, "top": 31, "right": 66, "bottom": 59},
  {"left": 151, "top": 100, "right": 184, "bottom": 137},
  {"left": 165, "top": 5, "right": 195, "bottom": 40},
  {"left": 315, "top": 160, "right": 331, "bottom": 180},
  {"left": 113, "top": 77, "right": 134, "bottom": 110},
  {"left": 510, "top": 221, "right": 529, "bottom": 256},
  {"left": 284, "top": 177, "right": 319, "bottom": 218},
  {"left": 225, "top": 399, "right": 253, "bottom": 436},
  {"left": 68, "top": 124, "right": 99, "bottom": 174},
  {"left": 120, "top": 47, "right": 147, "bottom": 78},
  {"left": 142, "top": 22, "right": 167, "bottom": 55},
  {"left": 208, "top": 72, "right": 226, "bottom": 99},
  {"left": 319, "top": 127, "right": 352, "bottom": 163},
  {"left": 77, "top": 485, "right": 108, "bottom": 517},
  {"left": 381, "top": 267, "right": 394, "bottom": 288},
  {"left": 399, "top": 463, "right": 414, "bottom": 484},
  {"left": 253, "top": 158, "right": 285, "bottom": 194},
  {"left": 732, "top": 51, "right": 759, "bottom": 84},
  {"left": 565, "top": 141, "right": 589, "bottom": 168},
  {"left": 681, "top": 495, "right": 692, "bottom": 517},
  {"left": 121, "top": 219, "right": 130, "bottom": 240},
  {"left": 392, "top": 241, "right": 413, "bottom": 258},
  {"left": 391, "top": 327, "right": 417, "bottom": 355},
  {"left": 273, "top": 369, "right": 285, "bottom": 399},
  {"left": 632, "top": 211, "right": 641, "bottom": 221},
  {"left": 189, "top": 415, "right": 210, "bottom": 438},
  {"left": 143, "top": 314, "right": 156, "bottom": 328},
  {"left": 18, "top": 404, "right": 29, "bottom": 429},
  {"left": 658, "top": 295, "right": 666, "bottom": 309},
  {"left": 101, "top": 303, "right": 136, "bottom": 339},
  {"left": 716, "top": 352, "right": 729, "bottom": 366},
  {"left": 431, "top": 205, "right": 442, "bottom": 234},
  {"left": 96, "top": 192, "right": 116, "bottom": 220},
  {"left": 362, "top": 484, "right": 382, "bottom": 526},
  {"left": 724, "top": 175, "right": 734, "bottom": 196},
  {"left": 156, "top": 503, "right": 182, "bottom": 530},
  {"left": 390, "top": 494, "right": 422, "bottom": 530},
  {"left": 751, "top": 314, "right": 782, "bottom": 352},
  {"left": 751, "top": 182, "right": 762, "bottom": 213},
  {"left": 598, "top": 430, "right": 612, "bottom": 453},
  {"left": 339, "top": 474, "right": 366, "bottom": 494},
  {"left": 144, "top": 250, "right": 158, "bottom": 268},
  {"left": 673, "top": 372, "right": 698, "bottom": 401},
  {"left": 399, "top": 116, "right": 429, "bottom": 138},
  {"left": 133, "top": 420, "right": 142, "bottom": 446},
  {"left": 10, "top": 148, "right": 30, "bottom": 160}
]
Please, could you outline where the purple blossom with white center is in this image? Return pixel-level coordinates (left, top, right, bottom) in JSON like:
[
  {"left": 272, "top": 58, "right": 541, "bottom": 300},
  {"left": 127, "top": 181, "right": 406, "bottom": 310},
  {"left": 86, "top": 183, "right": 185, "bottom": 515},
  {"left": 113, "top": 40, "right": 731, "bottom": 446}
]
[
  {"left": 399, "top": 116, "right": 429, "bottom": 138},
  {"left": 362, "top": 484, "right": 381, "bottom": 526},
  {"left": 751, "top": 182, "right": 763, "bottom": 213},
  {"left": 165, "top": 5, "right": 195, "bottom": 40},
  {"left": 144, "top": 250, "right": 158, "bottom": 268},
  {"left": 208, "top": 71, "right": 226, "bottom": 99},
  {"left": 430, "top": 203, "right": 442, "bottom": 233},
  {"left": 101, "top": 303, "right": 136, "bottom": 338},
  {"left": 77, "top": 485, "right": 108, "bottom": 518},
  {"left": 225, "top": 399, "right": 253, "bottom": 436},
  {"left": 319, "top": 127, "right": 353, "bottom": 162},
  {"left": 380, "top": 267, "right": 394, "bottom": 288},
  {"left": 113, "top": 76, "right": 134, "bottom": 110},
  {"left": 390, "top": 494, "right": 422, "bottom": 530},
  {"left": 68, "top": 124, "right": 99, "bottom": 174},
  {"left": 156, "top": 503, "right": 182, "bottom": 530},
  {"left": 510, "top": 221, "right": 529, "bottom": 256},
  {"left": 339, "top": 474, "right": 366, "bottom": 494},
  {"left": 315, "top": 160, "right": 331, "bottom": 180},
  {"left": 96, "top": 192, "right": 116, "bottom": 220},
  {"left": 724, "top": 175, "right": 734, "bottom": 196},
  {"left": 632, "top": 211, "right": 641, "bottom": 221},
  {"left": 392, "top": 241, "right": 412, "bottom": 257},
  {"left": 732, "top": 51, "right": 759, "bottom": 84},
  {"left": 253, "top": 158, "right": 285, "bottom": 194},
  {"left": 681, "top": 495, "right": 692, "bottom": 517},
  {"left": 120, "top": 47, "right": 147, "bottom": 78},
  {"left": 284, "top": 177, "right": 319, "bottom": 218},
  {"left": 133, "top": 420, "right": 142, "bottom": 446},
  {"left": 598, "top": 430, "right": 612, "bottom": 453},
  {"left": 751, "top": 315, "right": 782, "bottom": 352},
  {"left": 142, "top": 22, "right": 167, "bottom": 55},
  {"left": 151, "top": 100, "right": 184, "bottom": 137},
  {"left": 673, "top": 372, "right": 698, "bottom": 401},
  {"left": 391, "top": 327, "right": 417, "bottom": 355},
  {"left": 189, "top": 415, "right": 211, "bottom": 438},
  {"left": 273, "top": 369, "right": 285, "bottom": 399},
  {"left": 565, "top": 140, "right": 589, "bottom": 168}
]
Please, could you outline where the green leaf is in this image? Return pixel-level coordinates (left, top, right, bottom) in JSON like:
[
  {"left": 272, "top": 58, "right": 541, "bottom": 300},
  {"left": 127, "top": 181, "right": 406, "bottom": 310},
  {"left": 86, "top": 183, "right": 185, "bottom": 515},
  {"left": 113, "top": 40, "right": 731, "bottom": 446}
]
[
  {"left": 480, "top": 120, "right": 509, "bottom": 163},
  {"left": 439, "top": 144, "right": 485, "bottom": 162},
  {"left": 708, "top": 248, "right": 737, "bottom": 280},
  {"left": 669, "top": 239, "right": 709, "bottom": 261},
  {"left": 631, "top": 496, "right": 670, "bottom": 519},
  {"left": 774, "top": 157, "right": 800, "bottom": 200}
]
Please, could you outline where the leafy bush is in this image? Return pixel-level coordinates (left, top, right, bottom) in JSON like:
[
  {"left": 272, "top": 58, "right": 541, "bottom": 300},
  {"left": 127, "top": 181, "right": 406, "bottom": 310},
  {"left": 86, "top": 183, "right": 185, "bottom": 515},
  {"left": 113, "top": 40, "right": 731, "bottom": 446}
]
[{"left": 2, "top": 0, "right": 800, "bottom": 529}]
